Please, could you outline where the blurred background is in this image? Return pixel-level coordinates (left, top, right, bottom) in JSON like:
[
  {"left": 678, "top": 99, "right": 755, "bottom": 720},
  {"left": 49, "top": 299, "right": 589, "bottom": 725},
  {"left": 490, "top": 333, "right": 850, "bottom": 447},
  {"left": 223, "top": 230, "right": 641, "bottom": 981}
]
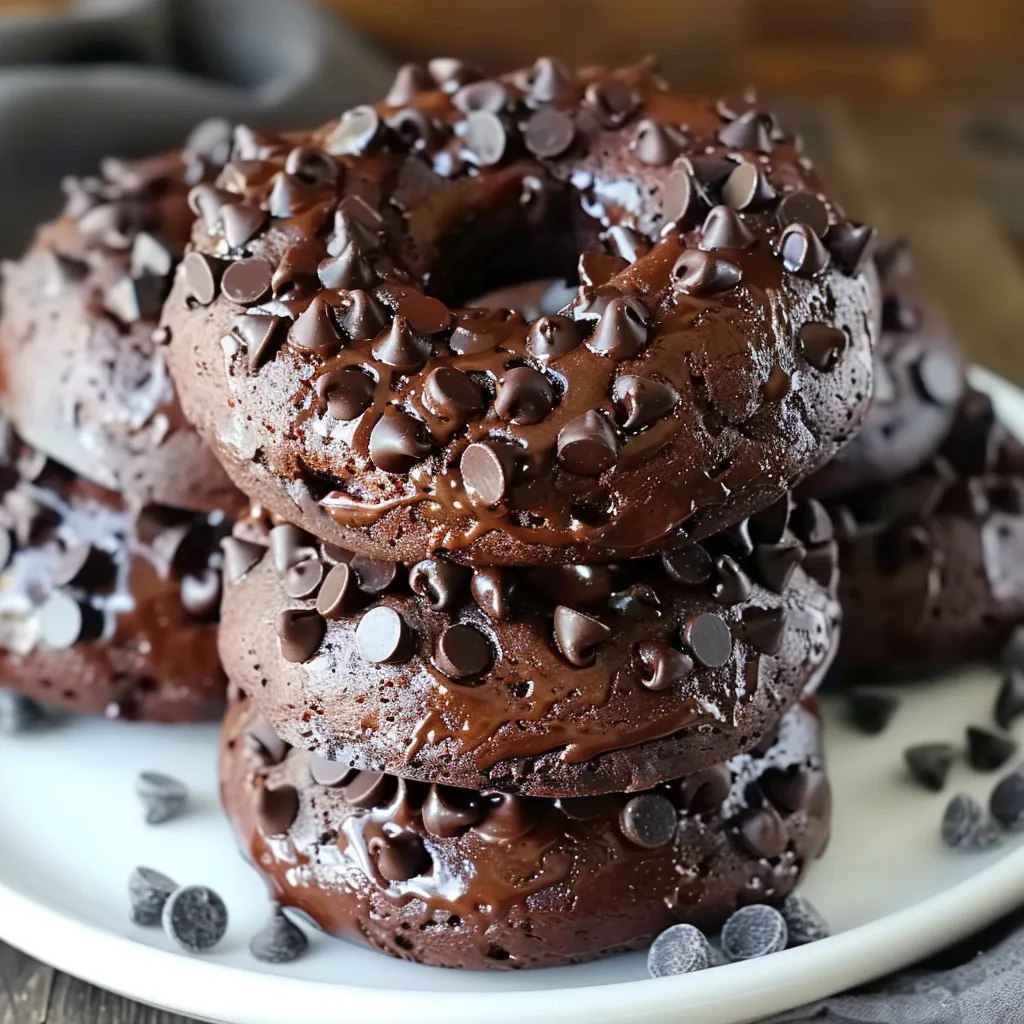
[{"left": 2, "top": 0, "right": 1024, "bottom": 380}]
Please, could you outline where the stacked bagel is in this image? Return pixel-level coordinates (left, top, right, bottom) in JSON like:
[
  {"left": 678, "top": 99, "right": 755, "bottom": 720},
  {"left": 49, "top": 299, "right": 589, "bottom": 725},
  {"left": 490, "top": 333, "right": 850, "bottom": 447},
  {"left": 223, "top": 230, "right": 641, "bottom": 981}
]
[{"left": 145, "top": 58, "right": 882, "bottom": 969}]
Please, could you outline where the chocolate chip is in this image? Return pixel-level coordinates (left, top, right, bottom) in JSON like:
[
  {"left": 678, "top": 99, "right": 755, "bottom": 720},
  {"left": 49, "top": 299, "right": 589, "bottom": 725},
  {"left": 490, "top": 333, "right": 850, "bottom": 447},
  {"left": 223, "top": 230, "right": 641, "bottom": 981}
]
[
  {"left": 662, "top": 543, "right": 713, "bottom": 585},
  {"left": 368, "top": 409, "right": 431, "bottom": 473},
  {"left": 737, "top": 804, "right": 789, "bottom": 858},
  {"left": 284, "top": 146, "right": 338, "bottom": 186},
  {"left": 995, "top": 669, "right": 1024, "bottom": 731},
  {"left": 553, "top": 605, "right": 612, "bottom": 667},
  {"left": 316, "top": 563, "right": 360, "bottom": 619},
  {"left": 914, "top": 350, "right": 963, "bottom": 407},
  {"left": 689, "top": 154, "right": 736, "bottom": 186},
  {"left": 608, "top": 583, "right": 660, "bottom": 620},
  {"left": 749, "top": 494, "right": 791, "bottom": 545},
  {"left": 684, "top": 612, "right": 732, "bottom": 667},
  {"left": 452, "top": 79, "right": 509, "bottom": 114},
  {"left": 233, "top": 313, "right": 283, "bottom": 370},
  {"left": 756, "top": 541, "right": 805, "bottom": 592},
  {"left": 349, "top": 554, "right": 397, "bottom": 595},
  {"left": 847, "top": 687, "right": 899, "bottom": 735},
  {"left": 585, "top": 296, "right": 649, "bottom": 358},
  {"left": 904, "top": 743, "right": 956, "bottom": 792},
  {"left": 129, "top": 866, "right": 177, "bottom": 927},
  {"left": 249, "top": 907, "right": 308, "bottom": 964},
  {"left": 967, "top": 726, "right": 1017, "bottom": 772},
  {"left": 337, "top": 290, "right": 387, "bottom": 342},
  {"left": 341, "top": 770, "right": 396, "bottom": 809},
  {"left": 779, "top": 223, "right": 831, "bottom": 277},
  {"left": 647, "top": 924, "right": 711, "bottom": 978},
  {"left": 369, "top": 831, "right": 429, "bottom": 883},
  {"left": 464, "top": 110, "right": 508, "bottom": 166},
  {"left": 632, "top": 119, "right": 677, "bottom": 166},
  {"left": 37, "top": 590, "right": 87, "bottom": 650},
  {"left": 275, "top": 609, "right": 326, "bottom": 663},
  {"left": 713, "top": 555, "right": 752, "bottom": 605},
  {"left": 246, "top": 717, "right": 289, "bottom": 765},
  {"left": 531, "top": 564, "right": 614, "bottom": 609},
  {"left": 317, "top": 243, "right": 373, "bottom": 291},
  {"left": 526, "top": 56, "right": 574, "bottom": 106},
  {"left": 699, "top": 205, "right": 756, "bottom": 251},
  {"left": 409, "top": 558, "right": 469, "bottom": 611},
  {"left": 435, "top": 623, "right": 493, "bottom": 681},
  {"left": 722, "top": 162, "right": 776, "bottom": 210},
  {"left": 791, "top": 499, "right": 833, "bottom": 546},
  {"left": 370, "top": 315, "right": 430, "bottom": 371},
  {"left": 605, "top": 224, "right": 650, "bottom": 263},
  {"left": 781, "top": 893, "right": 829, "bottom": 945},
  {"left": 942, "top": 793, "right": 1001, "bottom": 851},
  {"left": 827, "top": 221, "right": 877, "bottom": 275},
  {"left": 620, "top": 794, "right": 677, "bottom": 849},
  {"left": 308, "top": 754, "right": 356, "bottom": 788},
  {"left": 474, "top": 793, "right": 545, "bottom": 841},
  {"left": 583, "top": 80, "right": 640, "bottom": 127},
  {"left": 524, "top": 108, "right": 575, "bottom": 158},
  {"left": 288, "top": 296, "right": 342, "bottom": 356},
  {"left": 990, "top": 769, "right": 1024, "bottom": 830},
  {"left": 137, "top": 771, "right": 188, "bottom": 825},
  {"left": 326, "top": 105, "right": 382, "bottom": 156},
  {"left": 494, "top": 366, "right": 554, "bottom": 425},
  {"left": 556, "top": 411, "right": 618, "bottom": 475},
  {"left": 257, "top": 783, "right": 300, "bottom": 836},
  {"left": 736, "top": 606, "right": 787, "bottom": 654},
  {"left": 422, "top": 786, "right": 482, "bottom": 838},
  {"left": 717, "top": 111, "right": 772, "bottom": 153},
  {"left": 220, "top": 203, "right": 267, "bottom": 248},
  {"left": 221, "top": 258, "right": 272, "bottom": 306},
  {"left": 422, "top": 366, "right": 484, "bottom": 423},
  {"left": 386, "top": 63, "right": 434, "bottom": 106},
  {"left": 672, "top": 250, "right": 742, "bottom": 295},
  {"left": 716, "top": 87, "right": 758, "bottom": 121},
  {"left": 471, "top": 567, "right": 512, "bottom": 620},
  {"left": 54, "top": 541, "right": 110, "bottom": 589},
  {"left": 799, "top": 322, "right": 847, "bottom": 370},
  {"left": 162, "top": 886, "right": 229, "bottom": 953},
  {"left": 181, "top": 251, "right": 222, "bottom": 306},
  {"left": 526, "top": 314, "right": 580, "bottom": 363},
  {"left": 635, "top": 641, "right": 693, "bottom": 690},
  {"left": 721, "top": 905, "right": 788, "bottom": 961},
  {"left": 284, "top": 557, "right": 324, "bottom": 600},
  {"left": 356, "top": 606, "right": 414, "bottom": 663},
  {"left": 676, "top": 764, "right": 732, "bottom": 815},
  {"left": 759, "top": 765, "right": 813, "bottom": 814},
  {"left": 266, "top": 172, "right": 314, "bottom": 218},
  {"left": 461, "top": 441, "right": 518, "bottom": 506},
  {"left": 612, "top": 375, "right": 679, "bottom": 433},
  {"left": 269, "top": 524, "right": 316, "bottom": 574},
  {"left": 660, "top": 168, "right": 694, "bottom": 227},
  {"left": 776, "top": 191, "right": 830, "bottom": 236},
  {"left": 180, "top": 568, "right": 221, "bottom": 618},
  {"left": 130, "top": 232, "right": 173, "bottom": 279},
  {"left": 312, "top": 367, "right": 375, "bottom": 423}
]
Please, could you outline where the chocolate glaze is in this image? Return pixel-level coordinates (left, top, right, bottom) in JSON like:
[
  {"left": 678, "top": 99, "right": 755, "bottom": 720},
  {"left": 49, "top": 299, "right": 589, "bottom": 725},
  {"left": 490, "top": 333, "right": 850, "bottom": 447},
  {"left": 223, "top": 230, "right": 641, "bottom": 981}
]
[
  {"left": 803, "top": 239, "right": 964, "bottom": 500},
  {"left": 0, "top": 423, "right": 227, "bottom": 722},
  {"left": 0, "top": 129, "right": 242, "bottom": 514},
  {"left": 220, "top": 692, "right": 830, "bottom": 970},
  {"left": 834, "top": 389, "right": 1024, "bottom": 678},
  {"left": 164, "top": 61, "right": 876, "bottom": 566},
  {"left": 219, "top": 503, "right": 839, "bottom": 795}
]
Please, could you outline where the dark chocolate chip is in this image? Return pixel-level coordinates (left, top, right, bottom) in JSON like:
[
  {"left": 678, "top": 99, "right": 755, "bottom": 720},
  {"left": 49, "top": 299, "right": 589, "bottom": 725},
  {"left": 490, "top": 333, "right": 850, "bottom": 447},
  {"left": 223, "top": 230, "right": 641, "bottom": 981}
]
[
  {"left": 556, "top": 411, "right": 618, "bottom": 475},
  {"left": 672, "top": 249, "right": 742, "bottom": 295},
  {"left": 942, "top": 793, "right": 1001, "bottom": 851},
  {"left": 524, "top": 108, "right": 575, "bottom": 158},
  {"left": 349, "top": 554, "right": 397, "bottom": 595},
  {"left": 452, "top": 79, "right": 509, "bottom": 114},
  {"left": 553, "top": 605, "right": 612, "bottom": 667},
  {"left": 904, "top": 743, "right": 956, "bottom": 792},
  {"left": 635, "top": 641, "right": 693, "bottom": 690},
  {"left": 781, "top": 893, "right": 830, "bottom": 945},
  {"left": 326, "top": 105, "right": 382, "bottom": 156},
  {"left": 802, "top": 541, "right": 839, "bottom": 590},
  {"left": 736, "top": 606, "right": 787, "bottom": 654},
  {"left": 760, "top": 765, "right": 813, "bottom": 813},
  {"left": 914, "top": 350, "right": 963, "bottom": 407},
  {"left": 257, "top": 784, "right": 300, "bottom": 837},
  {"left": 289, "top": 296, "right": 343, "bottom": 355},
  {"left": 317, "top": 243, "right": 373, "bottom": 291},
  {"left": 369, "top": 831, "right": 429, "bottom": 882},
  {"left": 721, "top": 905, "right": 788, "bottom": 961},
  {"left": 749, "top": 494, "right": 792, "bottom": 545},
  {"left": 409, "top": 558, "right": 470, "bottom": 611},
  {"left": 266, "top": 172, "right": 316, "bottom": 218},
  {"left": 370, "top": 315, "right": 430, "bottom": 371},
  {"left": 647, "top": 924, "right": 712, "bottom": 978},
  {"left": 847, "top": 687, "right": 899, "bottom": 735},
  {"left": 181, "top": 252, "right": 222, "bottom": 306},
  {"left": 722, "top": 162, "right": 776, "bottom": 210},
  {"left": 756, "top": 540, "right": 806, "bottom": 592},
  {"left": 341, "top": 770, "right": 396, "bottom": 809},
  {"left": 470, "top": 567, "right": 512, "bottom": 620},
  {"left": 220, "top": 203, "right": 267, "bottom": 248},
  {"left": 355, "top": 606, "right": 414, "bottom": 663},
  {"left": 162, "top": 886, "right": 228, "bottom": 953},
  {"left": 269, "top": 525, "right": 317, "bottom": 574},
  {"left": 130, "top": 232, "right": 173, "bottom": 279},
  {"left": 585, "top": 296, "right": 649, "bottom": 358},
  {"left": 713, "top": 554, "right": 753, "bottom": 605},
  {"left": 284, "top": 146, "right": 338, "bottom": 186},
  {"left": 967, "top": 726, "right": 1017, "bottom": 772},
  {"left": 828, "top": 221, "right": 877, "bottom": 275},
  {"left": 275, "top": 609, "right": 326, "bottom": 663},
  {"left": 620, "top": 794, "right": 677, "bottom": 849},
  {"left": 246, "top": 717, "right": 289, "bottom": 765},
  {"left": 678, "top": 764, "right": 732, "bottom": 814},
  {"left": 464, "top": 110, "right": 508, "bottom": 166},
  {"left": 689, "top": 154, "right": 735, "bottom": 185},
  {"left": 612, "top": 375, "right": 679, "bottom": 432},
  {"left": 632, "top": 119, "right": 677, "bottom": 166},
  {"left": 249, "top": 907, "right": 308, "bottom": 964},
  {"left": 460, "top": 441, "right": 518, "bottom": 506},
  {"left": 221, "top": 258, "right": 272, "bottom": 305},
  {"left": 717, "top": 111, "right": 772, "bottom": 152},
  {"left": 284, "top": 557, "right": 324, "bottom": 600},
  {"left": 495, "top": 366, "right": 555, "bottom": 425},
  {"left": 578, "top": 251, "right": 628, "bottom": 288},
  {"left": 662, "top": 543, "right": 713, "bottom": 586},
  {"left": 335, "top": 287, "right": 387, "bottom": 342},
  {"left": 779, "top": 223, "right": 831, "bottom": 277},
  {"left": 316, "top": 563, "right": 360, "bottom": 619},
  {"left": 308, "top": 753, "right": 356, "bottom": 788},
  {"left": 180, "top": 568, "right": 221, "bottom": 618},
  {"left": 137, "top": 771, "right": 188, "bottom": 825},
  {"left": 605, "top": 223, "right": 650, "bottom": 263},
  {"left": 423, "top": 366, "right": 484, "bottom": 423},
  {"left": 315, "top": 367, "right": 376, "bottom": 421},
  {"left": 129, "top": 866, "right": 177, "bottom": 927},
  {"left": 435, "top": 623, "right": 493, "bottom": 681},
  {"left": 530, "top": 564, "right": 614, "bottom": 609},
  {"left": 422, "top": 786, "right": 482, "bottom": 838},
  {"left": 699, "top": 205, "right": 756, "bottom": 251},
  {"left": 990, "top": 770, "right": 1024, "bottom": 831},
  {"left": 660, "top": 168, "right": 694, "bottom": 227},
  {"left": 368, "top": 409, "right": 432, "bottom": 473},
  {"left": 234, "top": 313, "right": 283, "bottom": 370},
  {"left": 799, "top": 322, "right": 847, "bottom": 370},
  {"left": 684, "top": 612, "right": 732, "bottom": 667},
  {"left": 385, "top": 63, "right": 434, "bottom": 106},
  {"left": 583, "top": 80, "right": 640, "bottom": 127},
  {"left": 737, "top": 805, "right": 789, "bottom": 858},
  {"left": 54, "top": 541, "right": 111, "bottom": 589},
  {"left": 475, "top": 793, "right": 545, "bottom": 841},
  {"left": 995, "top": 669, "right": 1024, "bottom": 731},
  {"left": 526, "top": 314, "right": 580, "bottom": 363},
  {"left": 608, "top": 583, "right": 661, "bottom": 620},
  {"left": 776, "top": 191, "right": 830, "bottom": 236},
  {"left": 526, "top": 56, "right": 574, "bottom": 106},
  {"left": 106, "top": 274, "right": 166, "bottom": 323},
  {"left": 791, "top": 499, "right": 833, "bottom": 546}
]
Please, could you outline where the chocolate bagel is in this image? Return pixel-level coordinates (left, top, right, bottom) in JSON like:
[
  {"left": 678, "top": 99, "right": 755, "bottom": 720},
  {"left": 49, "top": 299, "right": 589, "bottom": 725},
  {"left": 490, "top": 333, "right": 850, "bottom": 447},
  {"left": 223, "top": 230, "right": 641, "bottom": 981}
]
[
  {"left": 0, "top": 423, "right": 227, "bottom": 722},
  {"left": 0, "top": 121, "right": 241, "bottom": 515},
  {"left": 218, "top": 497, "right": 839, "bottom": 795},
  {"left": 163, "top": 60, "right": 877, "bottom": 566},
  {"left": 220, "top": 691, "right": 830, "bottom": 970},
  {"left": 803, "top": 239, "right": 965, "bottom": 501},
  {"left": 834, "top": 388, "right": 1024, "bottom": 678}
]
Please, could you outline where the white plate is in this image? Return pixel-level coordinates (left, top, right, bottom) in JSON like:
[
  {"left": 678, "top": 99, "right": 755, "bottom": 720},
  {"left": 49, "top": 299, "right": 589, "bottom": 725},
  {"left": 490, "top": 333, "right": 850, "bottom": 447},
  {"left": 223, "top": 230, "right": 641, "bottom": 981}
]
[{"left": 1, "top": 368, "right": 1023, "bottom": 1024}]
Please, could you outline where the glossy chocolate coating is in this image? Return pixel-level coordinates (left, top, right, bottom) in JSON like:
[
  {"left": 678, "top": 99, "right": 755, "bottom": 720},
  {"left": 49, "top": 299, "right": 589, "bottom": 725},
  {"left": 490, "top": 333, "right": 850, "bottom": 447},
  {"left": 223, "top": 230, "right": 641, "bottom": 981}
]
[
  {"left": 220, "top": 693, "right": 830, "bottom": 970},
  {"left": 834, "top": 389, "right": 1024, "bottom": 678},
  {"left": 164, "top": 61, "right": 876, "bottom": 566},
  {"left": 219, "top": 508, "right": 840, "bottom": 795},
  {"left": 0, "top": 139, "right": 242, "bottom": 515},
  {"left": 0, "top": 424, "right": 227, "bottom": 722}
]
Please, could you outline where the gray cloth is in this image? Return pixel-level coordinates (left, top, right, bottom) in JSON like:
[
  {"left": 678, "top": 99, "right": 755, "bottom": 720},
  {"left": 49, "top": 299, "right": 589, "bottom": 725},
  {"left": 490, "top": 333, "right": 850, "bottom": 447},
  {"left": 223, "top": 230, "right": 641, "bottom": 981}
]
[{"left": 0, "top": 0, "right": 392, "bottom": 252}]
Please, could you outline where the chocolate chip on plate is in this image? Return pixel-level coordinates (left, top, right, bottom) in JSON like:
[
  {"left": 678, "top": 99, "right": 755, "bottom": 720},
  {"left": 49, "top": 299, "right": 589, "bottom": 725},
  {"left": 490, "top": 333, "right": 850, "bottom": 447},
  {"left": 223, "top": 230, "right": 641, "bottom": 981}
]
[
  {"left": 847, "top": 688, "right": 899, "bottom": 735},
  {"left": 967, "top": 726, "right": 1017, "bottom": 773},
  {"left": 136, "top": 771, "right": 188, "bottom": 825},
  {"left": 619, "top": 794, "right": 677, "bottom": 849},
  {"left": 162, "top": 885, "right": 229, "bottom": 953},
  {"left": 647, "top": 923, "right": 712, "bottom": 977},
  {"left": 249, "top": 905, "right": 309, "bottom": 964},
  {"left": 781, "top": 892, "right": 830, "bottom": 945},
  {"left": 904, "top": 743, "right": 956, "bottom": 793},
  {"left": 129, "top": 866, "right": 178, "bottom": 927},
  {"left": 721, "top": 904, "right": 788, "bottom": 961},
  {"left": 941, "top": 793, "right": 1002, "bottom": 851},
  {"left": 990, "top": 769, "right": 1024, "bottom": 831}
]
